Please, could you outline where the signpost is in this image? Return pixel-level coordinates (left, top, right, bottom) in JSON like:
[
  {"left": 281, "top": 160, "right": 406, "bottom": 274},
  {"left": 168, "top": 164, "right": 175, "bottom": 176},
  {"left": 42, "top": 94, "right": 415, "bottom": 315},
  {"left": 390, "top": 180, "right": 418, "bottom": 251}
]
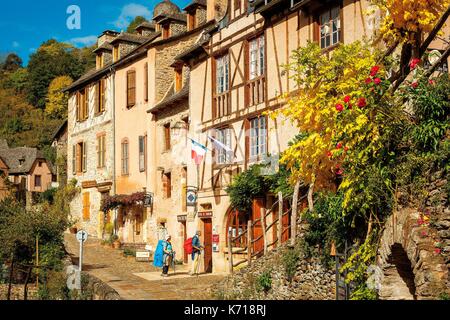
[{"left": 76, "top": 230, "right": 88, "bottom": 272}]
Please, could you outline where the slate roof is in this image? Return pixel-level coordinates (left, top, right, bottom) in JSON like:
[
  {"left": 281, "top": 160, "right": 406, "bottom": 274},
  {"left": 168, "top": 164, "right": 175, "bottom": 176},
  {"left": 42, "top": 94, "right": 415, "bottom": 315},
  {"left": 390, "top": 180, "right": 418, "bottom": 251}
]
[
  {"left": 51, "top": 120, "right": 68, "bottom": 142},
  {"left": 184, "top": 0, "right": 207, "bottom": 10},
  {"left": 149, "top": 82, "right": 189, "bottom": 114},
  {"left": 135, "top": 21, "right": 156, "bottom": 31},
  {"left": 0, "top": 140, "right": 47, "bottom": 174},
  {"left": 93, "top": 42, "right": 113, "bottom": 53},
  {"left": 109, "top": 33, "right": 150, "bottom": 45}
]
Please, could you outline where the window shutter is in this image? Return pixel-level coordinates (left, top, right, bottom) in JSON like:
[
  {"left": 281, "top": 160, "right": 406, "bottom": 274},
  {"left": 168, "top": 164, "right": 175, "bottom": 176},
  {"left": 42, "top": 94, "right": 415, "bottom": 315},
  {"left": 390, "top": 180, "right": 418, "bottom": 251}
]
[
  {"left": 72, "top": 145, "right": 76, "bottom": 174},
  {"left": 244, "top": 119, "right": 250, "bottom": 168},
  {"left": 83, "top": 192, "right": 90, "bottom": 221},
  {"left": 82, "top": 142, "right": 87, "bottom": 173},
  {"left": 84, "top": 88, "right": 89, "bottom": 120},
  {"left": 127, "top": 70, "right": 136, "bottom": 107},
  {"left": 76, "top": 144, "right": 81, "bottom": 173},
  {"left": 76, "top": 92, "right": 80, "bottom": 121},
  {"left": 94, "top": 82, "right": 100, "bottom": 113},
  {"left": 144, "top": 63, "right": 148, "bottom": 101}
]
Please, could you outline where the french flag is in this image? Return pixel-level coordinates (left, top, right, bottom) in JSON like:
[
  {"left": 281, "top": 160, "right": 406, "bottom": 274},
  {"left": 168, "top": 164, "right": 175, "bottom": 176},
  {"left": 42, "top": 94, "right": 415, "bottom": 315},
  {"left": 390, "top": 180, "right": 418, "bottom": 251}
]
[{"left": 191, "top": 139, "right": 208, "bottom": 165}]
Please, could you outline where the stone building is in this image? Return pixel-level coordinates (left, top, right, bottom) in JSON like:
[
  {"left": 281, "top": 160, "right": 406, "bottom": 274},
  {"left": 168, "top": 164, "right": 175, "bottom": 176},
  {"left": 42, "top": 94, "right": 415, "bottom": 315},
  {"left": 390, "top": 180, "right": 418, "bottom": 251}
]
[
  {"left": 179, "top": 0, "right": 387, "bottom": 273},
  {"left": 0, "top": 139, "right": 55, "bottom": 206},
  {"left": 51, "top": 120, "right": 68, "bottom": 187}
]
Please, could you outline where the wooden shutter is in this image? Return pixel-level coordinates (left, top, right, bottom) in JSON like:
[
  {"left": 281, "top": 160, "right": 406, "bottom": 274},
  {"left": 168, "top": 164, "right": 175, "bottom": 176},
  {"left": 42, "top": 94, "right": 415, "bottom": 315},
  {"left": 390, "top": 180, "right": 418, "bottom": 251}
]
[
  {"left": 244, "top": 119, "right": 250, "bottom": 169},
  {"left": 144, "top": 63, "right": 148, "bottom": 101},
  {"left": 127, "top": 70, "right": 136, "bottom": 107},
  {"left": 83, "top": 88, "right": 89, "bottom": 120},
  {"left": 82, "top": 142, "right": 87, "bottom": 173},
  {"left": 164, "top": 124, "right": 171, "bottom": 150},
  {"left": 72, "top": 145, "right": 76, "bottom": 174},
  {"left": 82, "top": 192, "right": 90, "bottom": 221},
  {"left": 76, "top": 143, "right": 81, "bottom": 173},
  {"left": 94, "top": 82, "right": 100, "bottom": 113},
  {"left": 76, "top": 92, "right": 80, "bottom": 121},
  {"left": 312, "top": 15, "right": 320, "bottom": 44},
  {"left": 101, "top": 78, "right": 106, "bottom": 112}
]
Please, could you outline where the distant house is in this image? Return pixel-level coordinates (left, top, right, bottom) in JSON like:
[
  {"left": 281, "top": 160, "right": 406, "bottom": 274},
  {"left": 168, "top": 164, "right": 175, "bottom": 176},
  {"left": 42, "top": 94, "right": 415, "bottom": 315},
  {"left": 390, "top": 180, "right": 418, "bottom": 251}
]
[
  {"left": 0, "top": 155, "right": 9, "bottom": 201},
  {"left": 51, "top": 120, "right": 68, "bottom": 187},
  {"left": 0, "top": 139, "right": 56, "bottom": 205}
]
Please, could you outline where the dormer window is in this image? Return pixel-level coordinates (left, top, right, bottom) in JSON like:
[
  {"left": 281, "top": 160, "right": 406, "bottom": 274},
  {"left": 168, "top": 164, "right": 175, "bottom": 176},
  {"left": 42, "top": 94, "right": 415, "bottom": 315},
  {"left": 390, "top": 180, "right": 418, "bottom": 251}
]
[
  {"left": 162, "top": 24, "right": 170, "bottom": 39},
  {"left": 174, "top": 67, "right": 183, "bottom": 92},
  {"left": 19, "top": 159, "right": 25, "bottom": 166},
  {"left": 96, "top": 53, "right": 104, "bottom": 69},
  {"left": 113, "top": 46, "right": 119, "bottom": 62},
  {"left": 188, "top": 10, "right": 196, "bottom": 31}
]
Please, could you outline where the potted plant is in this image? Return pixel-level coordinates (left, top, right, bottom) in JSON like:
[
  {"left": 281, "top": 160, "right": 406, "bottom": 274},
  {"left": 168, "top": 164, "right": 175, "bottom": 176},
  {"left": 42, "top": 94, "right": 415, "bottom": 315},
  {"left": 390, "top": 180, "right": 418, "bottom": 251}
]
[
  {"left": 68, "top": 218, "right": 79, "bottom": 234},
  {"left": 112, "top": 235, "right": 121, "bottom": 249}
]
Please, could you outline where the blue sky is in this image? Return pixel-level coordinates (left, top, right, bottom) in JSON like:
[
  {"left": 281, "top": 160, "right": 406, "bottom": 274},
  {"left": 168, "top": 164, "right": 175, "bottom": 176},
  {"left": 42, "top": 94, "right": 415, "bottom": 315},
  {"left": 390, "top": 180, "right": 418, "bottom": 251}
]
[{"left": 0, "top": 0, "right": 191, "bottom": 65}]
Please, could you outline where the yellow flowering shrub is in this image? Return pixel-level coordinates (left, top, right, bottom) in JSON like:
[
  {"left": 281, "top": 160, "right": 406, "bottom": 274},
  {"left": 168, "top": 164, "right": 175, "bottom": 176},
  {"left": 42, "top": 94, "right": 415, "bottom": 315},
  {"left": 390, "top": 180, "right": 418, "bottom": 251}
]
[{"left": 373, "top": 0, "right": 450, "bottom": 44}]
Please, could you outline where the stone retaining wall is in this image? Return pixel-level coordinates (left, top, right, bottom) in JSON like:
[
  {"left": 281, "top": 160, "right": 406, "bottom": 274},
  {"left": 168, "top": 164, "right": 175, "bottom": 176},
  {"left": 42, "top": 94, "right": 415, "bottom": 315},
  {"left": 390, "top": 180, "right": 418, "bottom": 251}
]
[{"left": 211, "top": 243, "right": 335, "bottom": 300}]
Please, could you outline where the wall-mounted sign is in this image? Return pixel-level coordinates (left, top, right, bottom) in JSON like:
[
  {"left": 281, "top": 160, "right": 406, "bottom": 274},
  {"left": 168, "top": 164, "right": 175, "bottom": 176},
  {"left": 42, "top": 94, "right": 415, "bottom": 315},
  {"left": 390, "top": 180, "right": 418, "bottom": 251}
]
[
  {"left": 186, "top": 187, "right": 198, "bottom": 207},
  {"left": 177, "top": 215, "right": 187, "bottom": 222},
  {"left": 212, "top": 243, "right": 219, "bottom": 252},
  {"left": 144, "top": 192, "right": 154, "bottom": 207},
  {"left": 136, "top": 251, "right": 151, "bottom": 262},
  {"left": 198, "top": 211, "right": 213, "bottom": 218},
  {"left": 212, "top": 234, "right": 220, "bottom": 243}
]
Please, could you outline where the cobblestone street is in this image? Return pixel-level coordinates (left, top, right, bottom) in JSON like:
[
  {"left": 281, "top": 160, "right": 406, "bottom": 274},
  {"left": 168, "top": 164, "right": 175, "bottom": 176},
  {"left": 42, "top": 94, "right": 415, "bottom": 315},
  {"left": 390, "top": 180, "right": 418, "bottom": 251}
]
[{"left": 64, "top": 234, "right": 225, "bottom": 300}]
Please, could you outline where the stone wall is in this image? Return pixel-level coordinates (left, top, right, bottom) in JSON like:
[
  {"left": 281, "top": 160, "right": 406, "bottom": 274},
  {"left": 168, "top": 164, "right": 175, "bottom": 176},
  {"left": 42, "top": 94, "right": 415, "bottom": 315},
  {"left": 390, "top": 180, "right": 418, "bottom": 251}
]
[
  {"left": 211, "top": 243, "right": 336, "bottom": 300},
  {"left": 377, "top": 170, "right": 450, "bottom": 300},
  {"left": 81, "top": 272, "right": 121, "bottom": 300}
]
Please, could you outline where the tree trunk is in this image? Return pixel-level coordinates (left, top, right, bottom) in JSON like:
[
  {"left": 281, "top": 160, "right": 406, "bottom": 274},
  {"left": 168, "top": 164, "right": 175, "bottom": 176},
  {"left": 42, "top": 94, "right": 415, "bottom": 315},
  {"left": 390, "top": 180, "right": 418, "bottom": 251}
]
[
  {"left": 23, "top": 266, "right": 32, "bottom": 301},
  {"left": 7, "top": 255, "right": 15, "bottom": 301},
  {"left": 291, "top": 180, "right": 301, "bottom": 246},
  {"left": 307, "top": 182, "right": 315, "bottom": 213}
]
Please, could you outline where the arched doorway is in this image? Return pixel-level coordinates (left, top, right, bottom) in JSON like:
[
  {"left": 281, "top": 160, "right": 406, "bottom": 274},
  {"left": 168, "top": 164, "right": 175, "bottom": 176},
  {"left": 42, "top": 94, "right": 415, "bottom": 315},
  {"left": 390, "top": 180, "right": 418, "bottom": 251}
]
[{"left": 379, "top": 243, "right": 417, "bottom": 300}]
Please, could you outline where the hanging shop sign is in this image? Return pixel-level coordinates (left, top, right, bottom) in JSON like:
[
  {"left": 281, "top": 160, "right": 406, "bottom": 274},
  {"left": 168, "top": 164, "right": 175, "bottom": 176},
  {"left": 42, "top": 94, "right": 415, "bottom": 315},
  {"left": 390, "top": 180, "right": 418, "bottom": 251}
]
[
  {"left": 186, "top": 186, "right": 198, "bottom": 207},
  {"left": 177, "top": 215, "right": 187, "bottom": 222},
  {"left": 198, "top": 211, "right": 213, "bottom": 219}
]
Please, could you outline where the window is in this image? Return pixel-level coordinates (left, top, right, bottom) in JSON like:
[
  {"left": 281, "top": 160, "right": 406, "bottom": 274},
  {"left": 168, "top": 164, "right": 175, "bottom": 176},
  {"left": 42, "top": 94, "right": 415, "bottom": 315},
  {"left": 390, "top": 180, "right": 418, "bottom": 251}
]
[
  {"left": 216, "top": 127, "right": 232, "bottom": 164},
  {"left": 163, "top": 172, "right": 171, "bottom": 198},
  {"left": 216, "top": 55, "right": 230, "bottom": 94},
  {"left": 227, "top": 210, "right": 248, "bottom": 248},
  {"left": 121, "top": 140, "right": 129, "bottom": 175},
  {"left": 249, "top": 116, "right": 267, "bottom": 161},
  {"left": 127, "top": 70, "right": 136, "bottom": 108},
  {"left": 319, "top": 6, "right": 341, "bottom": 49},
  {"left": 38, "top": 161, "right": 43, "bottom": 167},
  {"left": 162, "top": 25, "right": 170, "bottom": 39},
  {"left": 139, "top": 135, "right": 146, "bottom": 172},
  {"left": 95, "top": 79, "right": 106, "bottom": 114},
  {"left": 249, "top": 35, "right": 265, "bottom": 80},
  {"left": 76, "top": 88, "right": 89, "bottom": 121},
  {"left": 96, "top": 54, "right": 104, "bottom": 68},
  {"left": 113, "top": 46, "right": 119, "bottom": 61},
  {"left": 164, "top": 123, "right": 171, "bottom": 151},
  {"left": 175, "top": 67, "right": 183, "bottom": 92},
  {"left": 34, "top": 175, "right": 42, "bottom": 188},
  {"left": 74, "top": 142, "right": 87, "bottom": 173},
  {"left": 144, "top": 63, "right": 149, "bottom": 101},
  {"left": 188, "top": 11, "right": 196, "bottom": 30},
  {"left": 97, "top": 135, "right": 106, "bottom": 168}
]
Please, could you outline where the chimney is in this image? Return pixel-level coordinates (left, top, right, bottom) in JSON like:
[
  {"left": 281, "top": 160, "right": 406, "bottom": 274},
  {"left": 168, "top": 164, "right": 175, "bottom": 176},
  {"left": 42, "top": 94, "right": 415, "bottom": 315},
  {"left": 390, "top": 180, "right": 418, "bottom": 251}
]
[{"left": 97, "top": 30, "right": 120, "bottom": 48}]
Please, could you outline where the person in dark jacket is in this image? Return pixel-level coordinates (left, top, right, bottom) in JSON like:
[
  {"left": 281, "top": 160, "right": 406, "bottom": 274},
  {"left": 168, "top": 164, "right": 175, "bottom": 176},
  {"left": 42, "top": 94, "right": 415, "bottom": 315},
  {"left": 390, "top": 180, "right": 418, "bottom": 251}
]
[{"left": 162, "top": 235, "right": 174, "bottom": 277}]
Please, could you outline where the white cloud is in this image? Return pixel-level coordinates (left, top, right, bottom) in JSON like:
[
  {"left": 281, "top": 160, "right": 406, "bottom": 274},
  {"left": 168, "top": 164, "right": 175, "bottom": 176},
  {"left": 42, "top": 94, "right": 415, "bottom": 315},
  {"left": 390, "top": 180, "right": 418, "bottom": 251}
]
[
  {"left": 113, "top": 3, "right": 152, "bottom": 29},
  {"left": 12, "top": 41, "right": 20, "bottom": 48},
  {"left": 67, "top": 35, "right": 98, "bottom": 47}
]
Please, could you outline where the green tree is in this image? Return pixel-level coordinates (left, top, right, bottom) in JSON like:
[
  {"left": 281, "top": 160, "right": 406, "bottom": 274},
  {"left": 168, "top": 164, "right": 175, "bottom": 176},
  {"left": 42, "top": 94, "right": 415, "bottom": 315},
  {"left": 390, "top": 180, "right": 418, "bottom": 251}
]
[
  {"left": 1, "top": 53, "right": 22, "bottom": 72},
  {"left": 127, "top": 16, "right": 148, "bottom": 33},
  {"left": 45, "top": 75, "right": 73, "bottom": 119}
]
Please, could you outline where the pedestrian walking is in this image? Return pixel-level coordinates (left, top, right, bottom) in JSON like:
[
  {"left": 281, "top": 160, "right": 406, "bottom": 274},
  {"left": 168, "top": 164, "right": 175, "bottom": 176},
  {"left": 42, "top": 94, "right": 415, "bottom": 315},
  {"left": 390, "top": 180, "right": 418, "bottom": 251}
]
[
  {"left": 191, "top": 230, "right": 203, "bottom": 276},
  {"left": 162, "top": 235, "right": 174, "bottom": 277}
]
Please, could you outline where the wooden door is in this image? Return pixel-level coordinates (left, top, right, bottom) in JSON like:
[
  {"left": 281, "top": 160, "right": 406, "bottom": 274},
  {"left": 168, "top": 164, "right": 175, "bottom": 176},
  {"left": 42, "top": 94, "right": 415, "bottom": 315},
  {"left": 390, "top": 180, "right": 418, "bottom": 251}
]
[
  {"left": 182, "top": 221, "right": 188, "bottom": 263},
  {"left": 203, "top": 219, "right": 213, "bottom": 273},
  {"left": 252, "top": 198, "right": 264, "bottom": 255},
  {"left": 82, "top": 192, "right": 90, "bottom": 221},
  {"left": 282, "top": 200, "right": 291, "bottom": 243}
]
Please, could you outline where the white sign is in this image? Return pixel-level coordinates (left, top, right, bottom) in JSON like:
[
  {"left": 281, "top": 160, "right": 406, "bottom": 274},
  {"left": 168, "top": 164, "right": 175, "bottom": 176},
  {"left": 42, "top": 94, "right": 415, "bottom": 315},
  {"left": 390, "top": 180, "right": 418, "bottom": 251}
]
[
  {"left": 136, "top": 251, "right": 151, "bottom": 258},
  {"left": 76, "top": 230, "right": 88, "bottom": 243}
]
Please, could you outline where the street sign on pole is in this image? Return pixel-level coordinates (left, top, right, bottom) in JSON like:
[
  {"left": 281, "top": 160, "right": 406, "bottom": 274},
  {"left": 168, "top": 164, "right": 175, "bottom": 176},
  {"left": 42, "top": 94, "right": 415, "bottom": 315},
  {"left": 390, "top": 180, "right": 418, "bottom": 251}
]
[{"left": 76, "top": 230, "right": 88, "bottom": 272}]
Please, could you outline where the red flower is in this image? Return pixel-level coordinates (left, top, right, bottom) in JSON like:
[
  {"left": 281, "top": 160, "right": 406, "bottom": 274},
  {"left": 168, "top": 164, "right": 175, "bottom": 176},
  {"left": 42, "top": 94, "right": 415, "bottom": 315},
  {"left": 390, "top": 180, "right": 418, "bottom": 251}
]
[
  {"left": 420, "top": 231, "right": 428, "bottom": 237},
  {"left": 344, "top": 146, "right": 349, "bottom": 152},
  {"left": 434, "top": 248, "right": 441, "bottom": 254},
  {"left": 374, "top": 78, "right": 382, "bottom": 85},
  {"left": 357, "top": 97, "right": 367, "bottom": 108},
  {"left": 409, "top": 58, "right": 421, "bottom": 70},
  {"left": 336, "top": 142, "right": 343, "bottom": 149},
  {"left": 411, "top": 81, "right": 419, "bottom": 89},
  {"left": 347, "top": 103, "right": 353, "bottom": 110},
  {"left": 417, "top": 217, "right": 424, "bottom": 226},
  {"left": 370, "top": 66, "right": 380, "bottom": 76},
  {"left": 327, "top": 151, "right": 333, "bottom": 158},
  {"left": 365, "top": 77, "right": 372, "bottom": 84},
  {"left": 335, "top": 103, "right": 344, "bottom": 112},
  {"left": 344, "top": 95, "right": 351, "bottom": 103},
  {"left": 429, "top": 79, "right": 435, "bottom": 85},
  {"left": 336, "top": 168, "right": 344, "bottom": 176}
]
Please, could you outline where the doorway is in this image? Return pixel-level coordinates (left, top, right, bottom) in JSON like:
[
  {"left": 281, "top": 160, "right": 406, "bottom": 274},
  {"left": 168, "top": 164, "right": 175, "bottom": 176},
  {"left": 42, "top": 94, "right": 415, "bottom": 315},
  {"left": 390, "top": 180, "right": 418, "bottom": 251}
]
[
  {"left": 252, "top": 198, "right": 265, "bottom": 255},
  {"left": 203, "top": 218, "right": 213, "bottom": 273}
]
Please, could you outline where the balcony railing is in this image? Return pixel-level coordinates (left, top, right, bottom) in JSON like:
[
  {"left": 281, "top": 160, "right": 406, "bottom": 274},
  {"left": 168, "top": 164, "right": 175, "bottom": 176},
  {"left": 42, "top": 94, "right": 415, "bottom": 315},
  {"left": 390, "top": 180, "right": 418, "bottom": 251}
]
[
  {"left": 214, "top": 91, "right": 231, "bottom": 118},
  {"left": 247, "top": 76, "right": 266, "bottom": 106}
]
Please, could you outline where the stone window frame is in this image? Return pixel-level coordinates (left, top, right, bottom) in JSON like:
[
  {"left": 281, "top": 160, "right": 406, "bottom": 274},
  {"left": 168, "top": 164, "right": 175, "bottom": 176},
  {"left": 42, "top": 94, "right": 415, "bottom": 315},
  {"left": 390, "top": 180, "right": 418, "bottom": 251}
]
[
  {"left": 96, "top": 132, "right": 107, "bottom": 169},
  {"left": 121, "top": 138, "right": 130, "bottom": 176}
]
